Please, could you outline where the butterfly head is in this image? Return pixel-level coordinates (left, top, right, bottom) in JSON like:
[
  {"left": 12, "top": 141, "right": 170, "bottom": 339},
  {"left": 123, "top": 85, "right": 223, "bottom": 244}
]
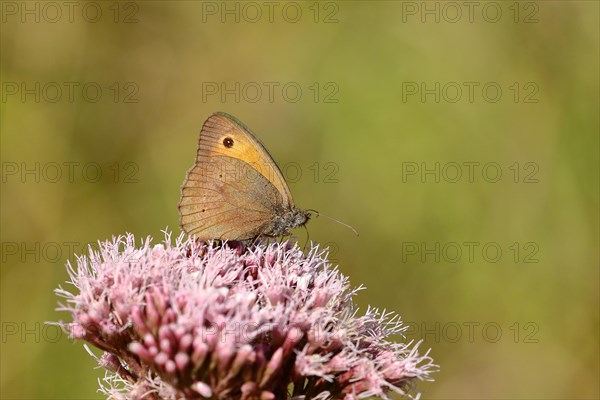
[
  {"left": 268, "top": 208, "right": 311, "bottom": 237},
  {"left": 293, "top": 208, "right": 312, "bottom": 227}
]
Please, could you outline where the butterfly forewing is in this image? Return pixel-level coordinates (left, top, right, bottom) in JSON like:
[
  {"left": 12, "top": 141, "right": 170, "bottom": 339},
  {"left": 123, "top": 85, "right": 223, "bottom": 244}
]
[{"left": 197, "top": 113, "right": 294, "bottom": 207}]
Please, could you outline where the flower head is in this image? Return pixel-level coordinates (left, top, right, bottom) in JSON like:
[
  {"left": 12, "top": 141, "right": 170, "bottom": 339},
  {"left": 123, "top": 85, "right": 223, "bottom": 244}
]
[{"left": 55, "top": 231, "right": 437, "bottom": 399}]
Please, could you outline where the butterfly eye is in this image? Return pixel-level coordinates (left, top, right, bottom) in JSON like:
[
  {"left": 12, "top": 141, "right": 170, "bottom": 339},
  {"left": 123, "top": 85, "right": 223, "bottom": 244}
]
[{"left": 223, "top": 137, "right": 234, "bottom": 148}]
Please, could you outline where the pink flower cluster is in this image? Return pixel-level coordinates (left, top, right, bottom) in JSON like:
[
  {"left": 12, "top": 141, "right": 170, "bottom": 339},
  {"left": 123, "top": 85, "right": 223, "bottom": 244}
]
[{"left": 55, "top": 231, "right": 436, "bottom": 399}]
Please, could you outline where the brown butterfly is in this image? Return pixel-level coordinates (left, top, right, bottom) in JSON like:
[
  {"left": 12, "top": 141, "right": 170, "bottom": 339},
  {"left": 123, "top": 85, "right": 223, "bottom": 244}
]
[{"left": 178, "top": 112, "right": 311, "bottom": 241}]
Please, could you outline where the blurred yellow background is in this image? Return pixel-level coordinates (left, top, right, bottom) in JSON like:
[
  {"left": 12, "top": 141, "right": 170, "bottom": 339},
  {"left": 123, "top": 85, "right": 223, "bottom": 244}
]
[{"left": 1, "top": 1, "right": 598, "bottom": 399}]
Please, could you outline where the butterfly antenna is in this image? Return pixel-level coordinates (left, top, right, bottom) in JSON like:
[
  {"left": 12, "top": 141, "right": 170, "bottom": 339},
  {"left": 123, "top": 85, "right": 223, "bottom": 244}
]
[{"left": 306, "top": 209, "right": 359, "bottom": 236}]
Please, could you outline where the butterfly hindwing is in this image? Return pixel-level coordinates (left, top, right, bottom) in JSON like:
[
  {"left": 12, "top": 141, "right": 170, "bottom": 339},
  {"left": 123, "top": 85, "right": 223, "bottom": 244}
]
[{"left": 179, "top": 155, "right": 283, "bottom": 240}]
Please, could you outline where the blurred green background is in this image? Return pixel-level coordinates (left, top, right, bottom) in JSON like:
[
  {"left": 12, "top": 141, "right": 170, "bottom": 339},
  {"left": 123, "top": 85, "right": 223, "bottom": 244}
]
[{"left": 1, "top": 1, "right": 598, "bottom": 399}]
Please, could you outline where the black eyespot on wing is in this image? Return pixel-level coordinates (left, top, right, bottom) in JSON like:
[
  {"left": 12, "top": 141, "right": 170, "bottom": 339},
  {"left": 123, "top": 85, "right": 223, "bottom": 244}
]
[{"left": 223, "top": 137, "right": 234, "bottom": 148}]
